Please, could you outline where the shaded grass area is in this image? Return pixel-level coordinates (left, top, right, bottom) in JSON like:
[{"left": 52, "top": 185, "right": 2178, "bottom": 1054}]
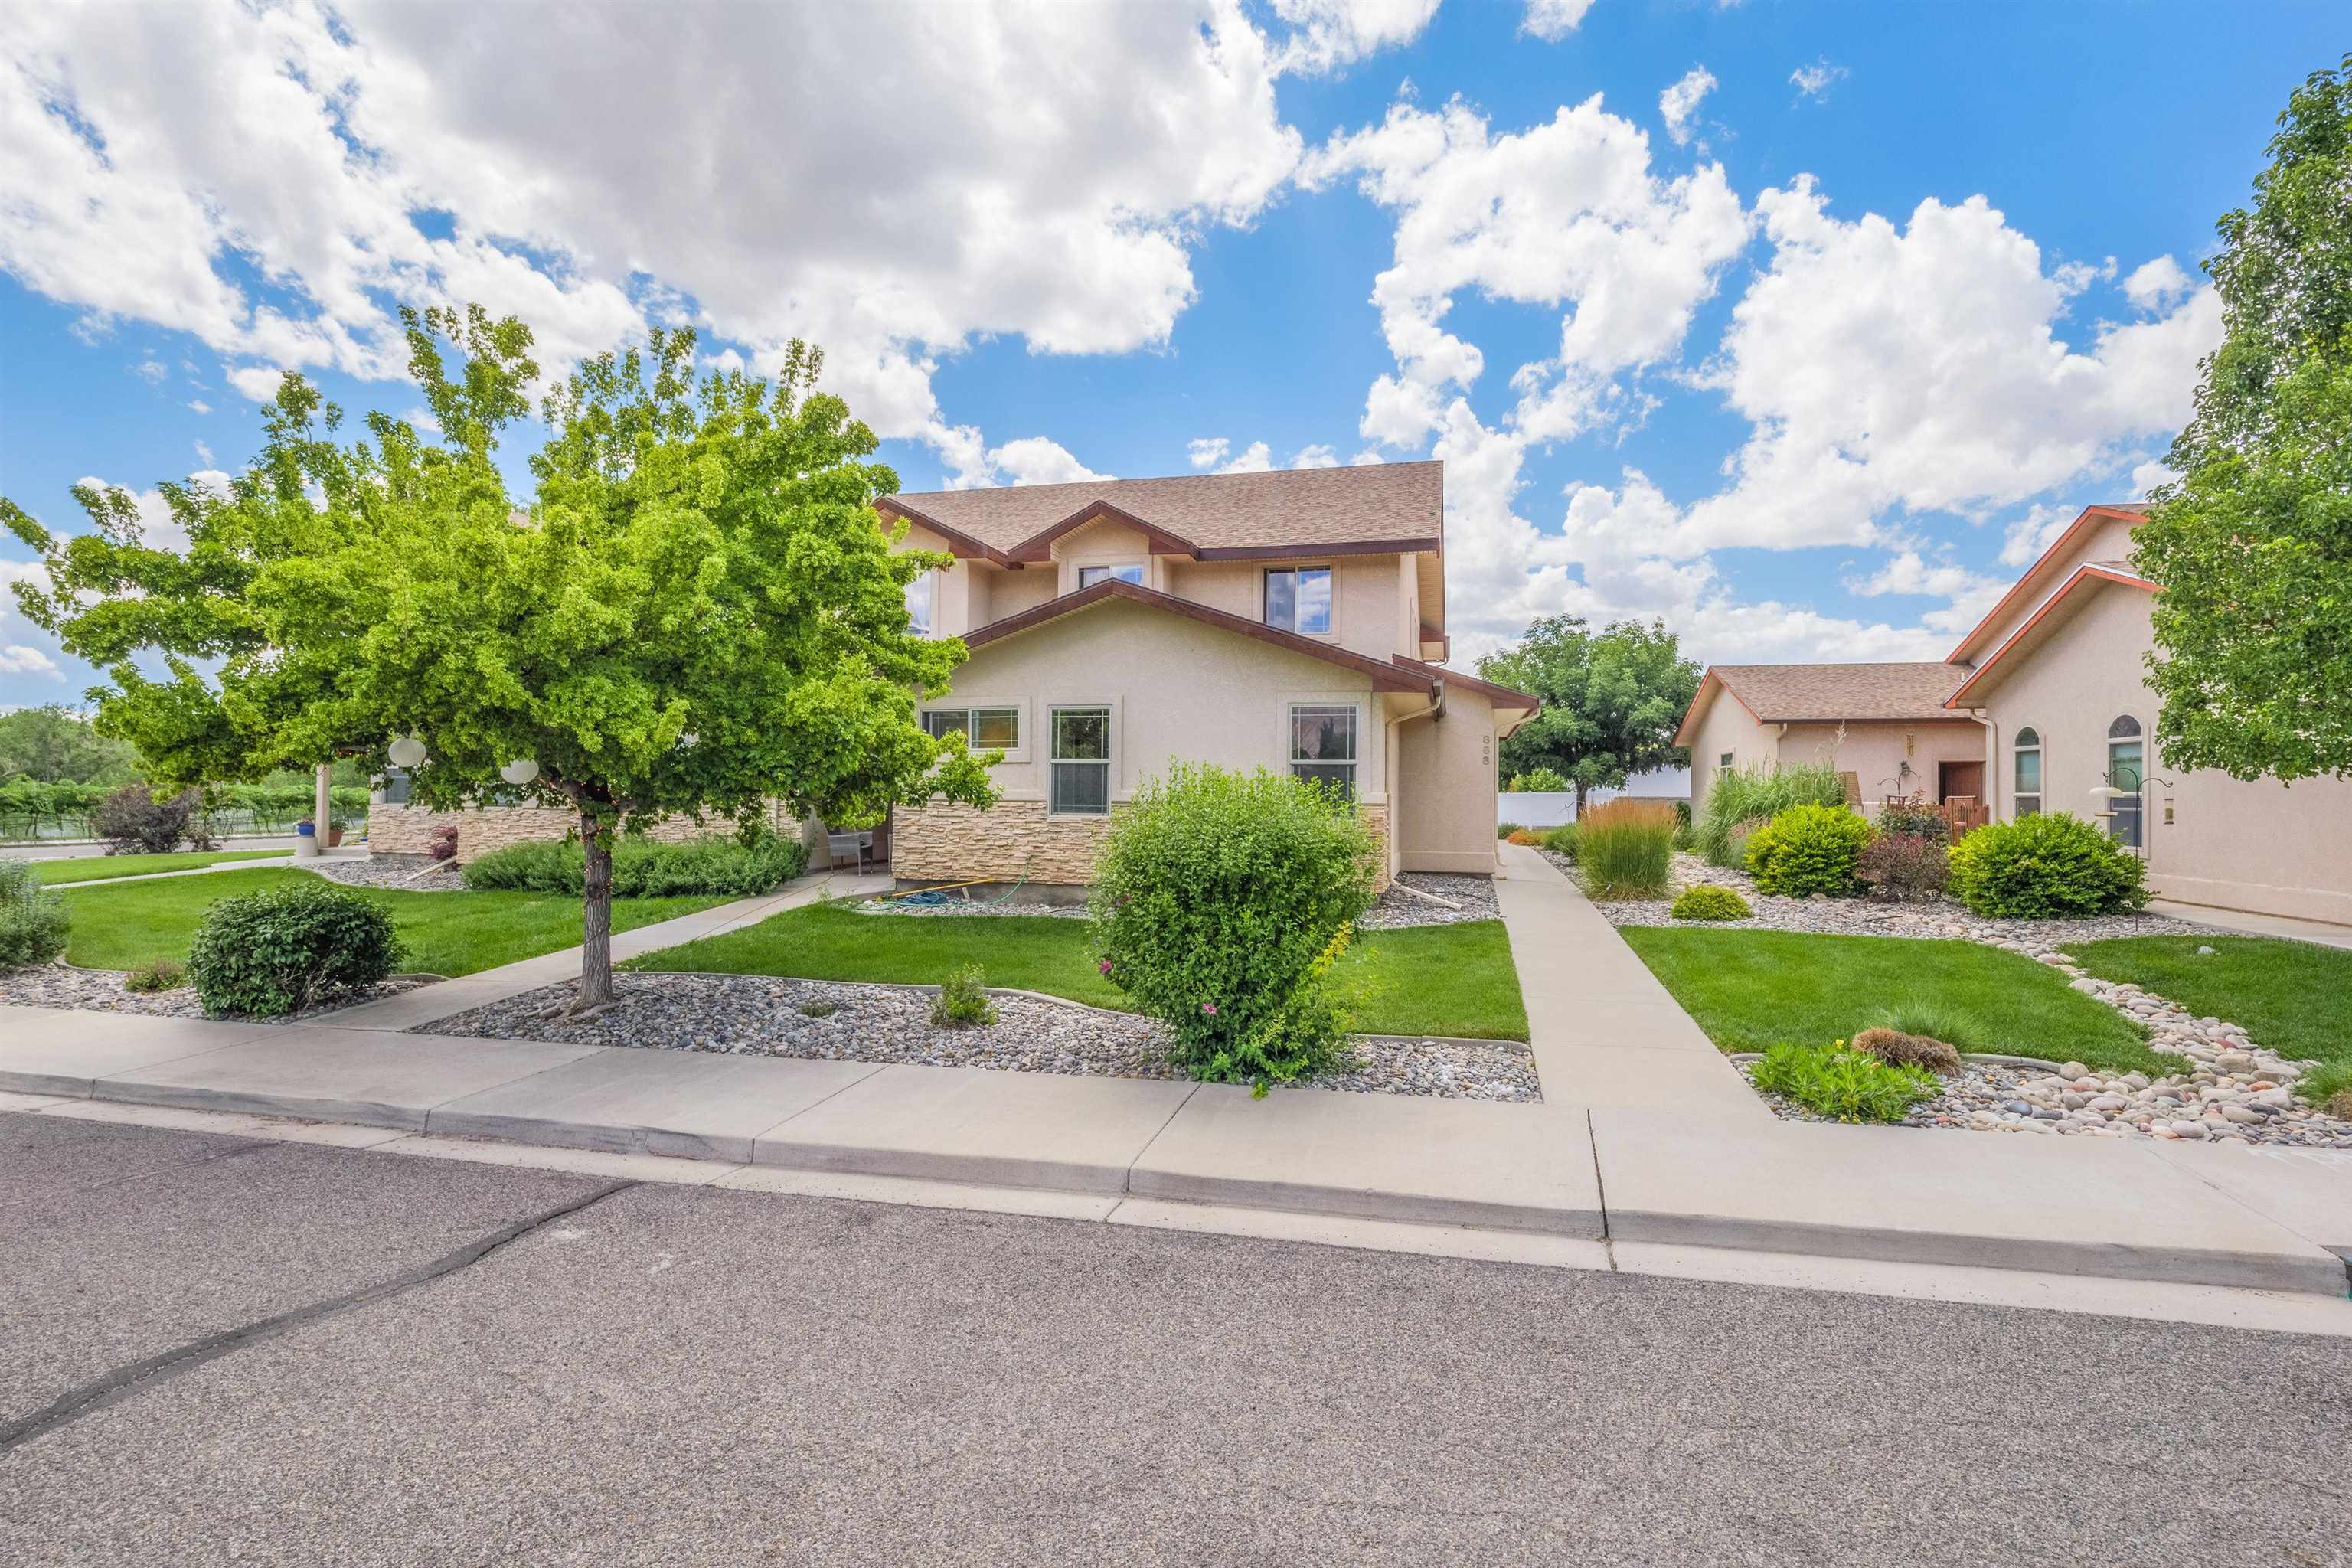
[
  {"left": 2062, "top": 935, "right": 2352, "bottom": 1070},
  {"left": 629, "top": 903, "right": 1532, "bottom": 1041},
  {"left": 58, "top": 867, "right": 724, "bottom": 978},
  {"left": 33, "top": 850, "right": 286, "bottom": 886},
  {"left": 1620, "top": 926, "right": 2164, "bottom": 1073}
]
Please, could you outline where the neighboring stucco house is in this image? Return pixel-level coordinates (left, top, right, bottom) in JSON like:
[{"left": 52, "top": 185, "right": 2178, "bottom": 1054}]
[
  {"left": 880, "top": 462, "right": 1537, "bottom": 893},
  {"left": 1676, "top": 502, "right": 2352, "bottom": 926},
  {"left": 373, "top": 462, "right": 1538, "bottom": 891}
]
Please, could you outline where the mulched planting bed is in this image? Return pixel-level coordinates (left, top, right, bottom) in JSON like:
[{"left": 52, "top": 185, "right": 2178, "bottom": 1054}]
[
  {"left": 0, "top": 961, "right": 434, "bottom": 1022},
  {"left": 416, "top": 972, "right": 1543, "bottom": 1102}
]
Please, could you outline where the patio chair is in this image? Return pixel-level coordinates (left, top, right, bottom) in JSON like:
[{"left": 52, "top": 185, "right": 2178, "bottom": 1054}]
[{"left": 825, "top": 830, "right": 874, "bottom": 873}]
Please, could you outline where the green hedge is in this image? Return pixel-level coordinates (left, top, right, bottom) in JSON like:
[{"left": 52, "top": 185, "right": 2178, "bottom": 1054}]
[
  {"left": 461, "top": 829, "right": 808, "bottom": 897},
  {"left": 1946, "top": 812, "right": 2149, "bottom": 918}
]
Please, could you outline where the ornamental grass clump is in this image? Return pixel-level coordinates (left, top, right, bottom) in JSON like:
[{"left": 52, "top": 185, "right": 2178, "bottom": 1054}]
[
  {"left": 1694, "top": 761, "right": 1844, "bottom": 866},
  {"left": 1747, "top": 1040, "right": 1939, "bottom": 1123},
  {"left": 1540, "top": 823, "right": 1579, "bottom": 861},
  {"left": 1743, "top": 803, "right": 1873, "bottom": 897},
  {"left": 124, "top": 959, "right": 185, "bottom": 994},
  {"left": 1945, "top": 812, "right": 2150, "bottom": 918},
  {"left": 1091, "top": 763, "right": 1378, "bottom": 1091},
  {"left": 1576, "top": 799, "right": 1676, "bottom": 898},
  {"left": 185, "top": 881, "right": 404, "bottom": 1018},
  {"left": 1849, "top": 1026, "right": 1963, "bottom": 1075},
  {"left": 0, "top": 860, "right": 70, "bottom": 969},
  {"left": 1669, "top": 884, "right": 1750, "bottom": 922}
]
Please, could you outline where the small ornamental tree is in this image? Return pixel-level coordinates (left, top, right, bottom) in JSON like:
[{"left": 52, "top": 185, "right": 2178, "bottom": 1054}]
[
  {"left": 1480, "top": 617, "right": 1700, "bottom": 811},
  {"left": 5, "top": 306, "right": 998, "bottom": 1014}
]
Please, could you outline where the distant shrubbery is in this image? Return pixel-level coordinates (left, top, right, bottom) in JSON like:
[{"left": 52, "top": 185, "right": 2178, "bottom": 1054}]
[
  {"left": 186, "top": 882, "right": 403, "bottom": 1018},
  {"left": 1743, "top": 803, "right": 1873, "bottom": 897},
  {"left": 0, "top": 861, "right": 70, "bottom": 968},
  {"left": 1503, "top": 767, "right": 1571, "bottom": 793},
  {"left": 1540, "top": 823, "right": 1579, "bottom": 861},
  {"left": 1694, "top": 762, "right": 1844, "bottom": 867},
  {"left": 1091, "top": 763, "right": 1378, "bottom": 1091},
  {"left": 462, "top": 828, "right": 807, "bottom": 897},
  {"left": 1496, "top": 822, "right": 1524, "bottom": 841},
  {"left": 1577, "top": 800, "right": 1676, "bottom": 898},
  {"left": 1945, "top": 812, "right": 2149, "bottom": 918},
  {"left": 90, "top": 785, "right": 204, "bottom": 854}
]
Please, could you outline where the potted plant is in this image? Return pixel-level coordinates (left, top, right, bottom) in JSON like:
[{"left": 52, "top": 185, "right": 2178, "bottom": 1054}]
[{"left": 296, "top": 815, "right": 346, "bottom": 848}]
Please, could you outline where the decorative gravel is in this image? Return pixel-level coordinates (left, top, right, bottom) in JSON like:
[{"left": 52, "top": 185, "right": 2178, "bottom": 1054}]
[
  {"left": 851, "top": 893, "right": 1088, "bottom": 919},
  {"left": 416, "top": 972, "right": 1543, "bottom": 1102},
  {"left": 856, "top": 871, "right": 1501, "bottom": 929},
  {"left": 0, "top": 960, "right": 433, "bottom": 1022},
  {"left": 297, "top": 854, "right": 469, "bottom": 893}
]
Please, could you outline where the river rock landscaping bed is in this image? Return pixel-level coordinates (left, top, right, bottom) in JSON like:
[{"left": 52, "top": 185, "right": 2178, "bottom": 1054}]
[
  {"left": 0, "top": 961, "right": 434, "bottom": 1022},
  {"left": 416, "top": 972, "right": 1543, "bottom": 1102},
  {"left": 299, "top": 854, "right": 468, "bottom": 892},
  {"left": 852, "top": 871, "right": 1499, "bottom": 930}
]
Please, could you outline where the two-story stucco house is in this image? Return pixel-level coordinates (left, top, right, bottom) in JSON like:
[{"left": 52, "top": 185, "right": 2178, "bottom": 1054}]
[{"left": 876, "top": 461, "right": 1537, "bottom": 895}]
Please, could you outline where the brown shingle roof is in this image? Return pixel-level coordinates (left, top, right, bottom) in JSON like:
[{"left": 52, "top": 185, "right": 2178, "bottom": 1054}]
[
  {"left": 1711, "top": 662, "right": 1968, "bottom": 723},
  {"left": 883, "top": 462, "right": 1443, "bottom": 557}
]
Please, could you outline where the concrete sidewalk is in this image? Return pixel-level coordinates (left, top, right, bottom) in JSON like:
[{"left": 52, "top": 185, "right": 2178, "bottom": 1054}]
[
  {"left": 4, "top": 1001, "right": 2347, "bottom": 1296},
  {"left": 2146, "top": 898, "right": 2352, "bottom": 950}
]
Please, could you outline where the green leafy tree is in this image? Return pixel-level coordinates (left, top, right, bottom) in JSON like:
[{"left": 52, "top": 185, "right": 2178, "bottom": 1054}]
[
  {"left": 0, "top": 704, "right": 139, "bottom": 784},
  {"left": 5, "top": 306, "right": 998, "bottom": 1011},
  {"left": 1479, "top": 616, "right": 1700, "bottom": 810},
  {"left": 2135, "top": 54, "right": 2352, "bottom": 781}
]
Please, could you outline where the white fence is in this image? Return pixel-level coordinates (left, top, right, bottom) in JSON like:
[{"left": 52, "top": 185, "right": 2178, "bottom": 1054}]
[{"left": 1498, "top": 766, "right": 1691, "bottom": 828}]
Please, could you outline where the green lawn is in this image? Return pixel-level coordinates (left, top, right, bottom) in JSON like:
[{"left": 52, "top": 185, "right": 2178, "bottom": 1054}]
[
  {"left": 57, "top": 867, "right": 724, "bottom": 978},
  {"left": 32, "top": 850, "right": 287, "bottom": 886},
  {"left": 629, "top": 903, "right": 1532, "bottom": 1041},
  {"left": 1621, "top": 926, "right": 2166, "bottom": 1073},
  {"left": 2062, "top": 935, "right": 2352, "bottom": 1070}
]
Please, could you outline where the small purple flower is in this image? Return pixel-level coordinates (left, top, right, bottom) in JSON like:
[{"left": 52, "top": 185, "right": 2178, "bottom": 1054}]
[
  {"left": 1098, "top": 959, "right": 1113, "bottom": 975},
  {"left": 1200, "top": 1001, "right": 1218, "bottom": 1016}
]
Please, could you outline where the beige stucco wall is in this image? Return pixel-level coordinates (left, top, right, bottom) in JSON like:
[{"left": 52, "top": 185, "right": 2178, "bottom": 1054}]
[
  {"left": 1773, "top": 720, "right": 1988, "bottom": 808},
  {"left": 1971, "top": 583, "right": 2352, "bottom": 925},
  {"left": 1159, "top": 554, "right": 1410, "bottom": 661},
  {"left": 1961, "top": 511, "right": 2141, "bottom": 663},
  {"left": 1685, "top": 692, "right": 1772, "bottom": 823},
  {"left": 1393, "top": 686, "right": 1501, "bottom": 874}
]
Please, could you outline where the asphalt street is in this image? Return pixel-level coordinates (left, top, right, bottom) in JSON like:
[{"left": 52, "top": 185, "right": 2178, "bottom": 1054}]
[{"left": 3, "top": 1114, "right": 2347, "bottom": 1568}]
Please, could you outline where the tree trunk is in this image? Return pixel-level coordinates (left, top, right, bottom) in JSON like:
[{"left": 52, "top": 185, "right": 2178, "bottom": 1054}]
[
  {"left": 578, "top": 810, "right": 616, "bottom": 1010},
  {"left": 1574, "top": 779, "right": 1589, "bottom": 816}
]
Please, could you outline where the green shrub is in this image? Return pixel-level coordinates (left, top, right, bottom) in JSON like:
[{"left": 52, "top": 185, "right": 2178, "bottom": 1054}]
[
  {"left": 1870, "top": 998, "right": 1989, "bottom": 1054},
  {"left": 1670, "top": 884, "right": 1751, "bottom": 922},
  {"left": 1694, "top": 761, "right": 1845, "bottom": 866},
  {"left": 1747, "top": 1040, "right": 1940, "bottom": 1123},
  {"left": 1855, "top": 831, "right": 1951, "bottom": 901},
  {"left": 1092, "top": 763, "right": 1379, "bottom": 1089},
  {"left": 1945, "top": 812, "right": 2151, "bottom": 918},
  {"left": 1875, "top": 800, "right": 1952, "bottom": 844},
  {"left": 1496, "top": 822, "right": 1524, "bottom": 841},
  {"left": 462, "top": 828, "right": 807, "bottom": 897},
  {"left": 0, "top": 861, "right": 70, "bottom": 968},
  {"left": 929, "top": 963, "right": 998, "bottom": 1028},
  {"left": 1744, "top": 804, "right": 1873, "bottom": 897},
  {"left": 1540, "top": 823, "right": 1580, "bottom": 861},
  {"left": 1578, "top": 799, "right": 1676, "bottom": 898},
  {"left": 1505, "top": 766, "right": 1571, "bottom": 793},
  {"left": 124, "top": 958, "right": 185, "bottom": 993},
  {"left": 185, "top": 882, "right": 404, "bottom": 1018}
]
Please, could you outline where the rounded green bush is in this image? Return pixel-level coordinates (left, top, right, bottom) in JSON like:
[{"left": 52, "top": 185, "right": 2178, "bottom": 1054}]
[
  {"left": 1743, "top": 803, "right": 1873, "bottom": 897},
  {"left": 1945, "top": 811, "right": 2150, "bottom": 918},
  {"left": 1092, "top": 763, "right": 1379, "bottom": 1089},
  {"left": 0, "top": 861, "right": 70, "bottom": 969},
  {"left": 1669, "top": 884, "right": 1751, "bottom": 921},
  {"left": 185, "top": 882, "right": 405, "bottom": 1018}
]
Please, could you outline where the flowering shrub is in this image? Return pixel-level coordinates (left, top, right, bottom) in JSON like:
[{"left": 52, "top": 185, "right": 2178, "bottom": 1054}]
[
  {"left": 1855, "top": 831, "right": 1950, "bottom": 902},
  {"left": 1743, "top": 804, "right": 1873, "bottom": 897},
  {"left": 1091, "top": 763, "right": 1378, "bottom": 1090},
  {"left": 1946, "top": 811, "right": 2149, "bottom": 917}
]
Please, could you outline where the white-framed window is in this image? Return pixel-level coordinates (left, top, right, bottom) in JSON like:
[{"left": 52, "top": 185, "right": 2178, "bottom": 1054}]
[
  {"left": 2107, "top": 715, "right": 2144, "bottom": 848},
  {"left": 2013, "top": 727, "right": 2042, "bottom": 817},
  {"left": 1717, "top": 751, "right": 1734, "bottom": 773},
  {"left": 903, "top": 570, "right": 934, "bottom": 636},
  {"left": 1076, "top": 563, "right": 1144, "bottom": 589},
  {"left": 1264, "top": 566, "right": 1333, "bottom": 634},
  {"left": 1289, "top": 704, "right": 1357, "bottom": 798},
  {"left": 921, "top": 707, "right": 1019, "bottom": 751},
  {"left": 1050, "top": 707, "right": 1112, "bottom": 815}
]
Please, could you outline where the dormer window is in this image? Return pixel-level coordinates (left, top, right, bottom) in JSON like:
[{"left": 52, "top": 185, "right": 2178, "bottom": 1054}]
[
  {"left": 1264, "top": 565, "right": 1332, "bottom": 634},
  {"left": 1077, "top": 564, "right": 1144, "bottom": 588}
]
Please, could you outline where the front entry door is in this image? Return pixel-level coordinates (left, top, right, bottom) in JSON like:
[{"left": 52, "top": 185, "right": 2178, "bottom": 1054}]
[{"left": 1937, "top": 760, "right": 1983, "bottom": 803}]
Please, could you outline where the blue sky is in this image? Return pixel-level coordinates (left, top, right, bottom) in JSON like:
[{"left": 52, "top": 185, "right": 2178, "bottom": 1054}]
[{"left": 1, "top": 1, "right": 2340, "bottom": 710}]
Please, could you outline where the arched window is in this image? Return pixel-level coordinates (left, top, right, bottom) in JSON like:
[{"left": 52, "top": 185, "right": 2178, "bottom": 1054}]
[
  {"left": 2012, "top": 727, "right": 2041, "bottom": 818},
  {"left": 2106, "top": 716, "right": 2144, "bottom": 848}
]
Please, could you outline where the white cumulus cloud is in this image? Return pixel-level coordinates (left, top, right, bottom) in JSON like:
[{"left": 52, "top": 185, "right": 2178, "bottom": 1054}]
[
  {"left": 1790, "top": 59, "right": 1848, "bottom": 101},
  {"left": 1521, "top": 0, "right": 1599, "bottom": 41},
  {"left": 1659, "top": 66, "right": 1716, "bottom": 147}
]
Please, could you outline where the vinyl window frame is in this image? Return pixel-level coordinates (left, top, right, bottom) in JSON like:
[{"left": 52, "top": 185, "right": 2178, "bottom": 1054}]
[
  {"left": 1048, "top": 705, "right": 1114, "bottom": 817},
  {"left": 1263, "top": 564, "right": 1335, "bottom": 636}
]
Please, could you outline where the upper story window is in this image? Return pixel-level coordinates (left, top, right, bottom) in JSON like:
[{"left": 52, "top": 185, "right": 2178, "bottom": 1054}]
[
  {"left": 1265, "top": 566, "right": 1332, "bottom": 634},
  {"left": 2012, "top": 727, "right": 2041, "bottom": 817},
  {"left": 1077, "top": 563, "right": 1144, "bottom": 589},
  {"left": 922, "top": 707, "right": 1019, "bottom": 750},
  {"left": 903, "top": 571, "right": 934, "bottom": 636},
  {"left": 1290, "top": 704, "right": 1357, "bottom": 799}
]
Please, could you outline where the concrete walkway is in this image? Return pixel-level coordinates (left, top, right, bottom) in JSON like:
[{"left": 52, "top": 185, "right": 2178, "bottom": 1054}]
[
  {"left": 2147, "top": 898, "right": 2352, "bottom": 950},
  {"left": 1491, "top": 843, "right": 1766, "bottom": 1119}
]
